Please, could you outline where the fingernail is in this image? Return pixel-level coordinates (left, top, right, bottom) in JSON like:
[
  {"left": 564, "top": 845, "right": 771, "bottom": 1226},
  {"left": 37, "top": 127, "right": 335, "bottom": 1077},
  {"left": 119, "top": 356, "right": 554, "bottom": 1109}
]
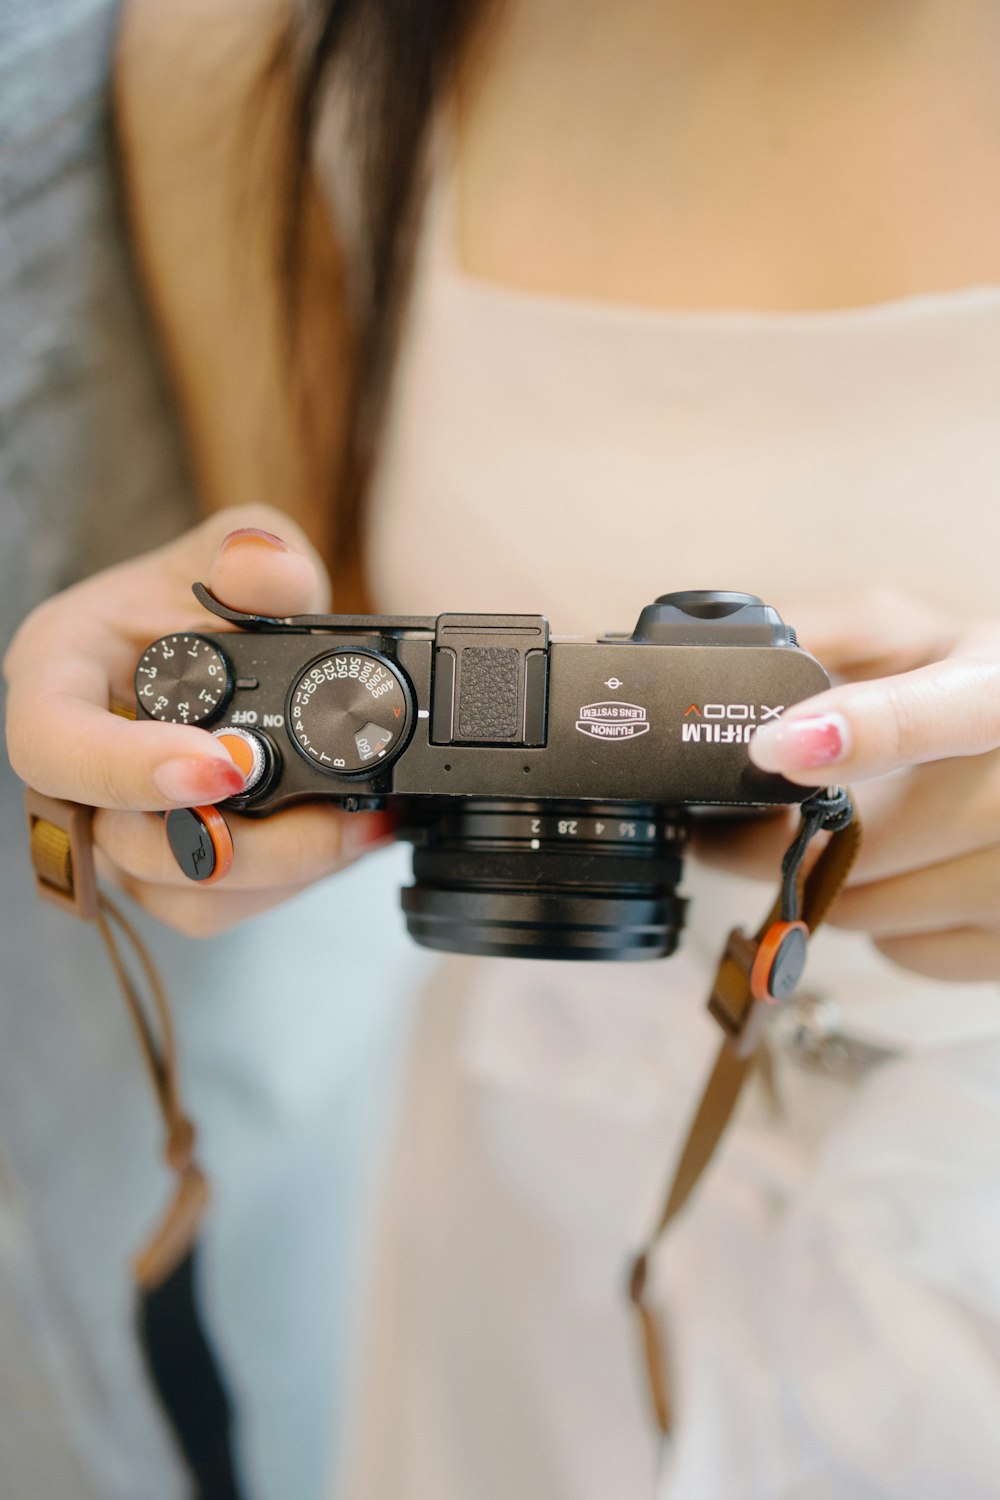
[
  {"left": 217, "top": 527, "right": 289, "bottom": 556},
  {"left": 153, "top": 756, "right": 247, "bottom": 804},
  {"left": 749, "top": 712, "right": 851, "bottom": 773}
]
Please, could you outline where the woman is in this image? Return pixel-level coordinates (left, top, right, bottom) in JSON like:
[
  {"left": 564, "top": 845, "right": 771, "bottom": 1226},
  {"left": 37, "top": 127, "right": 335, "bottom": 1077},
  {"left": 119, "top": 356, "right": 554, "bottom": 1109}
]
[{"left": 7, "top": 0, "right": 1000, "bottom": 1495}]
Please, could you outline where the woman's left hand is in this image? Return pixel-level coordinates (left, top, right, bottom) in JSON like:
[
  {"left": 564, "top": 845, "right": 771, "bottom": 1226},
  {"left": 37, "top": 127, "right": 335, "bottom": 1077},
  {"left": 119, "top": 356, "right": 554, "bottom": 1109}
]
[{"left": 692, "top": 589, "right": 1000, "bottom": 982}]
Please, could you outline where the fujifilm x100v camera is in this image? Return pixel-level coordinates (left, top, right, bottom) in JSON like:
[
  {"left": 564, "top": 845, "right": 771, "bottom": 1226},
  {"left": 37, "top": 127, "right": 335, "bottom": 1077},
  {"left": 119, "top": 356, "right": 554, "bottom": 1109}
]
[{"left": 134, "top": 588, "right": 830, "bottom": 961}]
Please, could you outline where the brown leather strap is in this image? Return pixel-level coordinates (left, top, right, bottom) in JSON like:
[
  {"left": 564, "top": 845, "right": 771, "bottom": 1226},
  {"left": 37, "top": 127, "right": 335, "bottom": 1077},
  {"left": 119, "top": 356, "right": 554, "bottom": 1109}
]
[
  {"left": 25, "top": 792, "right": 209, "bottom": 1288},
  {"left": 628, "top": 805, "right": 862, "bottom": 1436},
  {"left": 26, "top": 789, "right": 98, "bottom": 920}
]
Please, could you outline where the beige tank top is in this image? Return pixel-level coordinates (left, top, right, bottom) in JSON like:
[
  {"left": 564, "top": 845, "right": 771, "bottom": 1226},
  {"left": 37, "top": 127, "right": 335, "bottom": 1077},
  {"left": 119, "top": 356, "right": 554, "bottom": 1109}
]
[{"left": 330, "top": 132, "right": 1000, "bottom": 1500}]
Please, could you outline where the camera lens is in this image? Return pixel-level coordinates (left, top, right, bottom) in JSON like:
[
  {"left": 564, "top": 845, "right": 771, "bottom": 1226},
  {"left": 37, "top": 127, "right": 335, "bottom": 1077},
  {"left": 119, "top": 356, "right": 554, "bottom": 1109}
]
[{"left": 399, "top": 800, "right": 688, "bottom": 961}]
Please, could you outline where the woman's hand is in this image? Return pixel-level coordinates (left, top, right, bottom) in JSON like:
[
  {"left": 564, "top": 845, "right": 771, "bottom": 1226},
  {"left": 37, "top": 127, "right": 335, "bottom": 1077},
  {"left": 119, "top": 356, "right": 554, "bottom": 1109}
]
[
  {"left": 4, "top": 505, "right": 392, "bottom": 937},
  {"left": 692, "top": 589, "right": 1000, "bottom": 983}
]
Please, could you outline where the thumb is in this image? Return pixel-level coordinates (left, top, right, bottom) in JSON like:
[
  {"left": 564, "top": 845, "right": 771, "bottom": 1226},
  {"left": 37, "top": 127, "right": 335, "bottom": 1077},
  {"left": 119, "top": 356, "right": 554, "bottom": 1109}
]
[{"left": 206, "top": 522, "right": 331, "bottom": 619}]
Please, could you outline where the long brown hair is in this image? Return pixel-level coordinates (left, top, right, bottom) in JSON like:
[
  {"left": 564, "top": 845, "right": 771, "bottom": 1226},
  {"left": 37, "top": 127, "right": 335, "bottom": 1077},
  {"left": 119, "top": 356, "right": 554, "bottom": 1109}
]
[{"left": 279, "top": 0, "right": 494, "bottom": 587}]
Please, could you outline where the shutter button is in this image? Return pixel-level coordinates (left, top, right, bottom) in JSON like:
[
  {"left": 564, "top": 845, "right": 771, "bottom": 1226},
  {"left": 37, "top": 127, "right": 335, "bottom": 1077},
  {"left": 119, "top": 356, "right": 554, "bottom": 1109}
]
[{"left": 211, "top": 727, "right": 269, "bottom": 794}]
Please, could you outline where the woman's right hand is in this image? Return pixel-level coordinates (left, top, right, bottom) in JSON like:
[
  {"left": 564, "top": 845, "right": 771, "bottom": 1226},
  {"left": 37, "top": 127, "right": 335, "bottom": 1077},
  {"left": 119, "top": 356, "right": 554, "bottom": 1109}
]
[{"left": 4, "top": 505, "right": 394, "bottom": 937}]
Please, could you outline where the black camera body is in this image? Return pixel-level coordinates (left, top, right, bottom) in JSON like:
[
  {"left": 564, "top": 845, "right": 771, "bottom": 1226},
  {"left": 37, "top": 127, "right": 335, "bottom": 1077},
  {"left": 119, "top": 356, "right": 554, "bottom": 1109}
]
[{"left": 135, "top": 589, "right": 829, "bottom": 961}]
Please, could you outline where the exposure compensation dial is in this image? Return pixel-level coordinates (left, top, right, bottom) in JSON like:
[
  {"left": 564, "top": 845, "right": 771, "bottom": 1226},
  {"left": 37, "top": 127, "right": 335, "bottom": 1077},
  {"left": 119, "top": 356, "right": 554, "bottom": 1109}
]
[
  {"left": 135, "top": 634, "right": 233, "bottom": 726},
  {"left": 289, "top": 648, "right": 414, "bottom": 775}
]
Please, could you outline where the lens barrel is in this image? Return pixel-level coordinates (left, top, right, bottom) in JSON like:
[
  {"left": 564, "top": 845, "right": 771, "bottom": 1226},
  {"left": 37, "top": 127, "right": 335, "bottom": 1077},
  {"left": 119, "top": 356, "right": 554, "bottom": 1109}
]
[{"left": 399, "top": 801, "right": 688, "bottom": 961}]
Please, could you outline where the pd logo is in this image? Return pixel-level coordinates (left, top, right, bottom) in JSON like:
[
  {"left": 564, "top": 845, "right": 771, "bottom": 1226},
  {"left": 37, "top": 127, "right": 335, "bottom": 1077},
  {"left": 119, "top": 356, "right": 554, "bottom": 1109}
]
[{"left": 576, "top": 702, "right": 650, "bottom": 741}]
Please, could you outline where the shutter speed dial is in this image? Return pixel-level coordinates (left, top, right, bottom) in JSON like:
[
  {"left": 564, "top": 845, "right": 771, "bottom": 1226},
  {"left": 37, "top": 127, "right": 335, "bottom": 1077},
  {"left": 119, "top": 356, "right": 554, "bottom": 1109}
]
[
  {"left": 288, "top": 648, "right": 414, "bottom": 775},
  {"left": 134, "top": 634, "right": 233, "bottom": 725}
]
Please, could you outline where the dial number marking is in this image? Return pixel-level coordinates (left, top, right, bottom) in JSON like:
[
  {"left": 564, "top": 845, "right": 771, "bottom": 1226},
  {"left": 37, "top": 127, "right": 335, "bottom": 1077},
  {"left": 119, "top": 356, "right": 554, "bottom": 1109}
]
[
  {"left": 133, "top": 635, "right": 233, "bottom": 726},
  {"left": 289, "top": 649, "right": 412, "bottom": 775}
]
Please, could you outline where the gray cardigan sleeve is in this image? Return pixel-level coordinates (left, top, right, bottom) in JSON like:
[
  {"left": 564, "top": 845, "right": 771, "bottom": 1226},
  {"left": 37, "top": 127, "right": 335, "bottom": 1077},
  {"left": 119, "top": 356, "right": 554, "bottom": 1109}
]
[{"left": 1, "top": 4, "right": 196, "bottom": 1494}]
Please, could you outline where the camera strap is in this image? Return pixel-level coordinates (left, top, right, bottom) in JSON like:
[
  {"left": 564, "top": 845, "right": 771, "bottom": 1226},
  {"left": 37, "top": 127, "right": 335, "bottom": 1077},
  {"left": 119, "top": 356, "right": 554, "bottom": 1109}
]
[
  {"left": 23, "top": 788, "right": 244, "bottom": 1500},
  {"left": 627, "top": 791, "right": 861, "bottom": 1436},
  {"left": 26, "top": 778, "right": 858, "bottom": 1463}
]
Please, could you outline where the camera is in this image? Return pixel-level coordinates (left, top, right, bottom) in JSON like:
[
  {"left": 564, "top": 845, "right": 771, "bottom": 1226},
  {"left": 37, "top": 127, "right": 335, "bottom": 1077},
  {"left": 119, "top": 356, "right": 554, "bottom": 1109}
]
[{"left": 134, "top": 588, "right": 829, "bottom": 961}]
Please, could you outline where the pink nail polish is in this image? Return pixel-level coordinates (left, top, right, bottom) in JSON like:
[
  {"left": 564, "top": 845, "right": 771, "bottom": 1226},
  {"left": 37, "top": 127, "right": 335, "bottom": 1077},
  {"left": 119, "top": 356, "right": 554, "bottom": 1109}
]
[
  {"left": 153, "top": 756, "right": 247, "bottom": 805},
  {"left": 218, "top": 527, "right": 289, "bottom": 555},
  {"left": 750, "top": 712, "right": 850, "bottom": 774}
]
